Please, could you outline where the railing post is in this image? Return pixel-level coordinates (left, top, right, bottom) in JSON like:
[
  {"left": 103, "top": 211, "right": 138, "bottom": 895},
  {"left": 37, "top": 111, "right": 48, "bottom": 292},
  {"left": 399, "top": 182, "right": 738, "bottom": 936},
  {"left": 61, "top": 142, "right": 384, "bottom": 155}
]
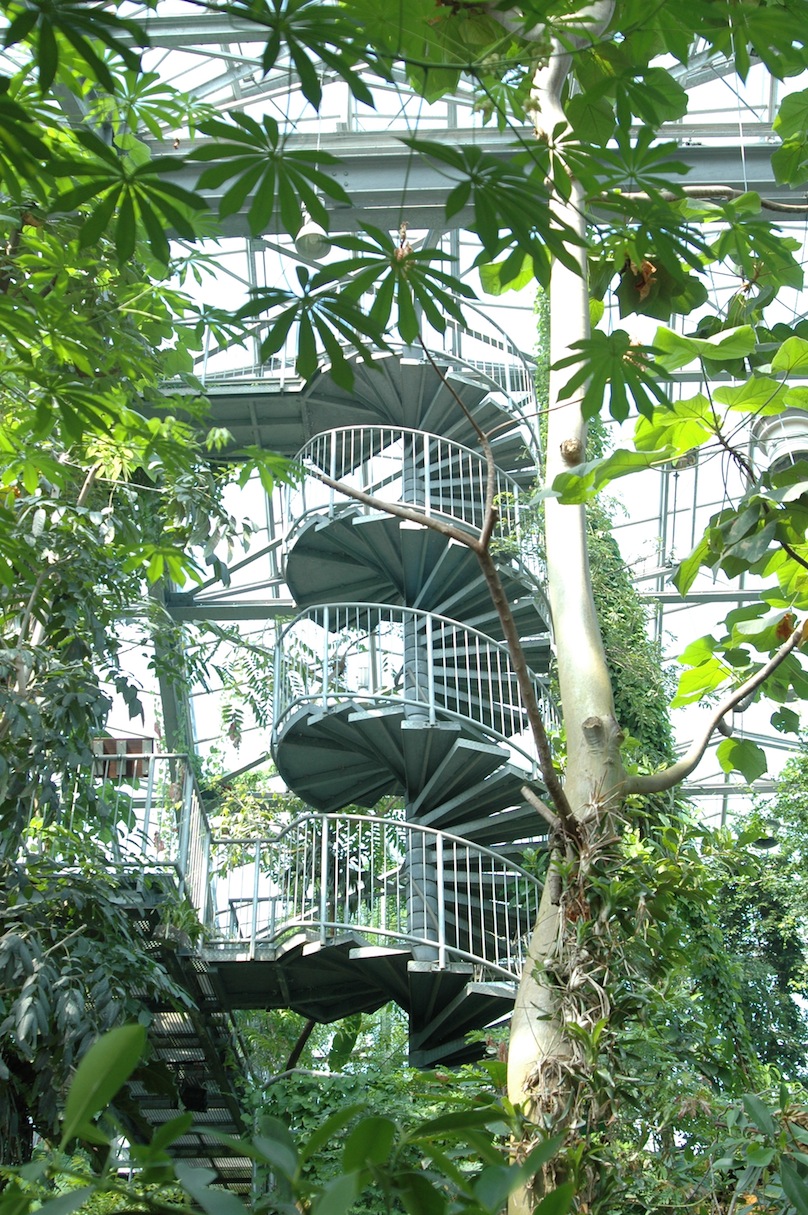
[
  {"left": 436, "top": 832, "right": 446, "bottom": 969},
  {"left": 272, "top": 632, "right": 281, "bottom": 733},
  {"left": 143, "top": 756, "right": 157, "bottom": 858},
  {"left": 423, "top": 432, "right": 431, "bottom": 516},
  {"left": 201, "top": 827, "right": 212, "bottom": 935},
  {"left": 319, "top": 817, "right": 329, "bottom": 944},
  {"left": 329, "top": 429, "right": 337, "bottom": 518},
  {"left": 369, "top": 628, "right": 378, "bottom": 693},
  {"left": 425, "top": 619, "right": 436, "bottom": 724},
  {"left": 250, "top": 841, "right": 260, "bottom": 960},
  {"left": 177, "top": 763, "right": 192, "bottom": 897},
  {"left": 322, "top": 605, "right": 330, "bottom": 708}
]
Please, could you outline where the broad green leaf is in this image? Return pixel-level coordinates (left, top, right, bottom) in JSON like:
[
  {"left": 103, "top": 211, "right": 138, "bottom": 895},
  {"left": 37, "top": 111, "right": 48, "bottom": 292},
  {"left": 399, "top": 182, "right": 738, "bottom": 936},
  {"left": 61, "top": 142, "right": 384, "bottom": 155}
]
[
  {"left": 342, "top": 1116, "right": 396, "bottom": 1170},
  {"left": 634, "top": 394, "right": 713, "bottom": 454},
  {"left": 679, "top": 636, "right": 717, "bottom": 666},
  {"left": 733, "top": 606, "right": 792, "bottom": 642},
  {"left": 772, "top": 138, "right": 808, "bottom": 185},
  {"left": 672, "top": 534, "right": 711, "bottom": 596},
  {"left": 394, "top": 1171, "right": 446, "bottom": 1215},
  {"left": 410, "top": 1107, "right": 502, "bottom": 1137},
  {"left": 479, "top": 253, "right": 534, "bottom": 296},
  {"left": 781, "top": 1157, "right": 808, "bottom": 1215},
  {"left": 312, "top": 1172, "right": 360, "bottom": 1215},
  {"left": 0, "top": 1183, "right": 34, "bottom": 1215},
  {"left": 535, "top": 1184, "right": 575, "bottom": 1215},
  {"left": 547, "top": 449, "right": 667, "bottom": 504},
  {"left": 624, "top": 67, "right": 688, "bottom": 125},
  {"left": 151, "top": 1112, "right": 194, "bottom": 1151},
  {"left": 772, "top": 336, "right": 808, "bottom": 375},
  {"left": 742, "top": 1093, "right": 778, "bottom": 1137},
  {"left": 29, "top": 1190, "right": 94, "bottom": 1215},
  {"left": 771, "top": 706, "right": 801, "bottom": 733},
  {"left": 299, "top": 1104, "right": 366, "bottom": 1167},
  {"left": 473, "top": 1165, "right": 513, "bottom": 1211},
  {"left": 717, "top": 739, "right": 768, "bottom": 784},
  {"left": 774, "top": 89, "right": 808, "bottom": 140},
  {"left": 746, "top": 1145, "right": 775, "bottom": 1168},
  {"left": 473, "top": 1138, "right": 566, "bottom": 1213},
  {"left": 670, "top": 657, "right": 730, "bottom": 707},
  {"left": 567, "top": 93, "right": 615, "bottom": 143},
  {"left": 653, "top": 325, "right": 757, "bottom": 372},
  {"left": 252, "top": 1129, "right": 298, "bottom": 1178},
  {"left": 174, "top": 1164, "right": 248, "bottom": 1215},
  {"left": 714, "top": 376, "right": 788, "bottom": 415},
  {"left": 60, "top": 1024, "right": 146, "bottom": 1147}
]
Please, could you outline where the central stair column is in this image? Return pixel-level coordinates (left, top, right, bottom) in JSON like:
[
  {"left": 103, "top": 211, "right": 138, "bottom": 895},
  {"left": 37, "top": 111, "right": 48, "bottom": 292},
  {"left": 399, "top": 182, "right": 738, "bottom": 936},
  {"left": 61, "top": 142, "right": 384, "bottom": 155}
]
[
  {"left": 400, "top": 437, "right": 441, "bottom": 963},
  {"left": 403, "top": 607, "right": 440, "bottom": 961}
]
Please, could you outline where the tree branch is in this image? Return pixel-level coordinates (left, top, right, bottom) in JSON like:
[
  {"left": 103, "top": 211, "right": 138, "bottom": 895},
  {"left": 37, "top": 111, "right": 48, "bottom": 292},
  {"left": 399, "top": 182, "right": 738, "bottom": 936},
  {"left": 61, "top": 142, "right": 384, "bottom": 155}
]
[
  {"left": 625, "top": 624, "right": 805, "bottom": 795},
  {"left": 306, "top": 467, "right": 475, "bottom": 546},
  {"left": 304, "top": 449, "right": 578, "bottom": 834}
]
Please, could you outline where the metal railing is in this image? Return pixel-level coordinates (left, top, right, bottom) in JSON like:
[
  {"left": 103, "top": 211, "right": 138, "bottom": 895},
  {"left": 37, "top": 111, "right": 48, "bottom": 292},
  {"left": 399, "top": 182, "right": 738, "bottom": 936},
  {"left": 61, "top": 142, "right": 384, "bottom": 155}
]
[
  {"left": 190, "top": 326, "right": 538, "bottom": 447},
  {"left": 284, "top": 425, "right": 544, "bottom": 580},
  {"left": 86, "top": 757, "right": 541, "bottom": 980},
  {"left": 273, "top": 603, "right": 556, "bottom": 765},
  {"left": 207, "top": 813, "right": 542, "bottom": 980},
  {"left": 89, "top": 753, "right": 215, "bottom": 924}
]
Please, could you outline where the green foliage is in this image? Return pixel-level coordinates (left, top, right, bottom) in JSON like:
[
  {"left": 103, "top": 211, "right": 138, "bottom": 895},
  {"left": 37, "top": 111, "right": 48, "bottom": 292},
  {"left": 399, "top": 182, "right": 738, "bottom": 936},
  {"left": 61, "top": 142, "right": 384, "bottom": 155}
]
[
  {"left": 2, "top": 0, "right": 808, "bottom": 1207},
  {"left": 0, "top": 1025, "right": 573, "bottom": 1215},
  {"left": 189, "top": 112, "right": 351, "bottom": 236},
  {"left": 0, "top": 833, "right": 192, "bottom": 1158},
  {"left": 554, "top": 331, "right": 669, "bottom": 422},
  {"left": 588, "top": 522, "right": 674, "bottom": 764}
]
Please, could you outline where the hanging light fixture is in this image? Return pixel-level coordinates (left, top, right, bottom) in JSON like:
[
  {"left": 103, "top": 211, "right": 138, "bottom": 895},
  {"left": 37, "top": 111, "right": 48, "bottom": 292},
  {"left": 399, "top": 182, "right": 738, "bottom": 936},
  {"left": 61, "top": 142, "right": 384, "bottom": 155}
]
[{"left": 294, "top": 208, "right": 330, "bottom": 260}]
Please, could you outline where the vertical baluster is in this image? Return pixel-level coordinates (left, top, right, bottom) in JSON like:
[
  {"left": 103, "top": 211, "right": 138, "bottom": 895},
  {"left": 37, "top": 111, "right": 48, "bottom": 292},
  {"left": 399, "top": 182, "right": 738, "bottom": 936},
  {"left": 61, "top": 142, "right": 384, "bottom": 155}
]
[
  {"left": 250, "top": 840, "right": 260, "bottom": 960},
  {"left": 425, "top": 615, "right": 435, "bottom": 724},
  {"left": 328, "top": 429, "right": 337, "bottom": 518},
  {"left": 502, "top": 869, "right": 511, "bottom": 972},
  {"left": 474, "top": 851, "right": 483, "bottom": 964},
  {"left": 319, "top": 817, "right": 329, "bottom": 944},
  {"left": 436, "top": 832, "right": 445, "bottom": 968}
]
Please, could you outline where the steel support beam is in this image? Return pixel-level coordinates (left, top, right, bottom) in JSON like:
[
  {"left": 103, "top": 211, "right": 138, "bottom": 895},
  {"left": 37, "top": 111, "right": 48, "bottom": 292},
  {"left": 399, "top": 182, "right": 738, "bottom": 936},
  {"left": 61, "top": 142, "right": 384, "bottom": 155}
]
[{"left": 155, "top": 128, "right": 807, "bottom": 237}]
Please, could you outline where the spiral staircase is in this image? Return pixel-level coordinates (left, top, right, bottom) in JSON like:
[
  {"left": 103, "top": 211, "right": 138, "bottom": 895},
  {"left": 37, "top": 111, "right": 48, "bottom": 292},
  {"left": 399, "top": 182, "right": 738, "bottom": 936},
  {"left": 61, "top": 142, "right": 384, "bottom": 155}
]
[
  {"left": 94, "top": 352, "right": 557, "bottom": 1184},
  {"left": 261, "top": 352, "right": 556, "bottom": 1066}
]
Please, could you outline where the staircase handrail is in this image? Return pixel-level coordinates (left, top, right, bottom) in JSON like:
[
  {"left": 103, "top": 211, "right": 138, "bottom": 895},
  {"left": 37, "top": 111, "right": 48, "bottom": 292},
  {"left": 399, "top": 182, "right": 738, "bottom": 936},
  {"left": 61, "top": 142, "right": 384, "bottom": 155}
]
[
  {"left": 272, "top": 601, "right": 557, "bottom": 767},
  {"left": 206, "top": 811, "right": 543, "bottom": 979},
  {"left": 284, "top": 424, "right": 544, "bottom": 584}
]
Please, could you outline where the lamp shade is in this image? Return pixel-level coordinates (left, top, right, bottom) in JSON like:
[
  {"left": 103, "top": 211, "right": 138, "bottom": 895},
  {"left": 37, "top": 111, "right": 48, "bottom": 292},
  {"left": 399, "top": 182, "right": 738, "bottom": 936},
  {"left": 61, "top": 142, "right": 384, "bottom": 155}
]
[{"left": 295, "top": 214, "right": 330, "bottom": 259}]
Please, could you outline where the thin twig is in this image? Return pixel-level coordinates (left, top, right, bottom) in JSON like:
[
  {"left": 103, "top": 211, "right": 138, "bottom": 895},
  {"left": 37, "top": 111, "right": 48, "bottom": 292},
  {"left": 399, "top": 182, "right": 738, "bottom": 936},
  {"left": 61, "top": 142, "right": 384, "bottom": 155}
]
[{"left": 626, "top": 623, "right": 805, "bottom": 795}]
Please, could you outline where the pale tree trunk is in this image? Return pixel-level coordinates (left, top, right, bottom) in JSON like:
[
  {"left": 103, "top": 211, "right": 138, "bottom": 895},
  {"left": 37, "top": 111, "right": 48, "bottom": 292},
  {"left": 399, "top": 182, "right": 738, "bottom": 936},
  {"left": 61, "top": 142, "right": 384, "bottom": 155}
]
[{"left": 506, "top": 4, "right": 625, "bottom": 1206}]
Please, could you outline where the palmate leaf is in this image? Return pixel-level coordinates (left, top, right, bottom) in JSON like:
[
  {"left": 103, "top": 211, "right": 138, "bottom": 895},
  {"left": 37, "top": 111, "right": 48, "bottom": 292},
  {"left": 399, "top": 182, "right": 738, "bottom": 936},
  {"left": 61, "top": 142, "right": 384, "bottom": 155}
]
[
  {"left": 590, "top": 126, "right": 689, "bottom": 196},
  {"left": 238, "top": 269, "right": 390, "bottom": 390},
  {"left": 3, "top": 0, "right": 147, "bottom": 93},
  {"left": 0, "top": 85, "right": 49, "bottom": 198},
  {"left": 59, "top": 1024, "right": 146, "bottom": 1148},
  {"left": 554, "top": 331, "right": 669, "bottom": 422},
  {"left": 50, "top": 129, "right": 206, "bottom": 263},
  {"left": 190, "top": 112, "right": 350, "bottom": 236},
  {"left": 400, "top": 137, "right": 581, "bottom": 281},
  {"left": 317, "top": 226, "right": 474, "bottom": 345},
  {"left": 225, "top": 0, "right": 379, "bottom": 111}
]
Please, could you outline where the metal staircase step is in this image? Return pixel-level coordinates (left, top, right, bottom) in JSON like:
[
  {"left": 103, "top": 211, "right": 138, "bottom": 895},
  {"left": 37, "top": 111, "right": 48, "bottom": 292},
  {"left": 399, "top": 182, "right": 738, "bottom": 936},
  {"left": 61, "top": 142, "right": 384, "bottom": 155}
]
[
  {"left": 409, "top": 737, "right": 507, "bottom": 818},
  {"left": 400, "top": 720, "right": 462, "bottom": 792},
  {"left": 407, "top": 980, "right": 515, "bottom": 1067},
  {"left": 275, "top": 729, "right": 398, "bottom": 809},
  {"left": 347, "top": 945, "right": 413, "bottom": 1005}
]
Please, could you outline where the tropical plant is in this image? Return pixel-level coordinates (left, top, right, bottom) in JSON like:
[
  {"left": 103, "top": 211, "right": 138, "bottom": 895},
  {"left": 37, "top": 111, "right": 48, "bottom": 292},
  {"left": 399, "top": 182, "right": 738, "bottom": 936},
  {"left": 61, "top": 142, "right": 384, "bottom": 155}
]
[{"left": 2, "top": 0, "right": 808, "bottom": 1210}]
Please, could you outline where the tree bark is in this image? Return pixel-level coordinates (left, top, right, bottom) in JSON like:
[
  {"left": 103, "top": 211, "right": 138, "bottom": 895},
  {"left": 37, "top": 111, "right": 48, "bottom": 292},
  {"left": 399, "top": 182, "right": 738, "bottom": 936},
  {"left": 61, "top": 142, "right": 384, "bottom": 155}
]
[{"left": 506, "top": 5, "right": 624, "bottom": 1202}]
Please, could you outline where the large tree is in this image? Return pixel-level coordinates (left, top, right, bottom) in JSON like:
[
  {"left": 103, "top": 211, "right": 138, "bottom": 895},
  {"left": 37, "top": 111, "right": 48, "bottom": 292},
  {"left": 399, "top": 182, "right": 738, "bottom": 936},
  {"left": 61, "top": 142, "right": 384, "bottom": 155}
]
[{"left": 2, "top": 0, "right": 808, "bottom": 1210}]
